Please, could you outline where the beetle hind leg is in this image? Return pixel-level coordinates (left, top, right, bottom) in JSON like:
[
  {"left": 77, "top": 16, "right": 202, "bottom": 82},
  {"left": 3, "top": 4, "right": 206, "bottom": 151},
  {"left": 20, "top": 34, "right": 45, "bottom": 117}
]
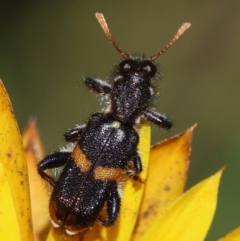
[{"left": 98, "top": 187, "right": 120, "bottom": 227}]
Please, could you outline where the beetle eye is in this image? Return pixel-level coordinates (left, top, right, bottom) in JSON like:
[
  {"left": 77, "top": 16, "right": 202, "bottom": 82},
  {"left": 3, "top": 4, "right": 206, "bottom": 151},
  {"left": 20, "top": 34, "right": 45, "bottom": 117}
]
[
  {"left": 124, "top": 63, "right": 131, "bottom": 70},
  {"left": 143, "top": 65, "right": 151, "bottom": 72}
]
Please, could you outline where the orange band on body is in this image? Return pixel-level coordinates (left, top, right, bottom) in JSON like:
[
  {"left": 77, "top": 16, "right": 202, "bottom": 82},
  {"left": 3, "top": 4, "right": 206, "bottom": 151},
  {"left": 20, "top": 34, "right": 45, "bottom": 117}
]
[
  {"left": 94, "top": 166, "right": 122, "bottom": 181},
  {"left": 71, "top": 145, "right": 92, "bottom": 172}
]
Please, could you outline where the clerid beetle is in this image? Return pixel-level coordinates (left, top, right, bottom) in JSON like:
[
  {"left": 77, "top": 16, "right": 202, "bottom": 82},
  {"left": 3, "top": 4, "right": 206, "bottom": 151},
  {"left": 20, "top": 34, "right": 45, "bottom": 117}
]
[{"left": 37, "top": 13, "right": 190, "bottom": 235}]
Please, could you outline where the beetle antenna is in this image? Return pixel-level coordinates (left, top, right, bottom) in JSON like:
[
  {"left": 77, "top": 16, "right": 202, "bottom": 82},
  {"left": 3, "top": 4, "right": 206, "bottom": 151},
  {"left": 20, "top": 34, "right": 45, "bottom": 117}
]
[
  {"left": 95, "top": 13, "right": 130, "bottom": 59},
  {"left": 149, "top": 22, "right": 191, "bottom": 62}
]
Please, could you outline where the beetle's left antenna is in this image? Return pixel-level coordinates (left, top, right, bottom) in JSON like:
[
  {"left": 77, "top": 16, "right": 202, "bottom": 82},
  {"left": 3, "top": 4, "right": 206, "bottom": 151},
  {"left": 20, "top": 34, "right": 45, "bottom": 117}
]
[{"left": 95, "top": 13, "right": 130, "bottom": 60}]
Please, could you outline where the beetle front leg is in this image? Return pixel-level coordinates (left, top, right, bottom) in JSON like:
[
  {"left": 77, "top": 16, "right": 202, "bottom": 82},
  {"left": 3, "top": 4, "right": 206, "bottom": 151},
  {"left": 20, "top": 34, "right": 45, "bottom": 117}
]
[
  {"left": 38, "top": 152, "right": 70, "bottom": 187},
  {"left": 84, "top": 77, "right": 112, "bottom": 95}
]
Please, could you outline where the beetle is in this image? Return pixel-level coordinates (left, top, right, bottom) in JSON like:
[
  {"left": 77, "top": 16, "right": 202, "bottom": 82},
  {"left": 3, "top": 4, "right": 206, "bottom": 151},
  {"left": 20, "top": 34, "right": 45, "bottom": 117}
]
[{"left": 37, "top": 13, "right": 190, "bottom": 235}]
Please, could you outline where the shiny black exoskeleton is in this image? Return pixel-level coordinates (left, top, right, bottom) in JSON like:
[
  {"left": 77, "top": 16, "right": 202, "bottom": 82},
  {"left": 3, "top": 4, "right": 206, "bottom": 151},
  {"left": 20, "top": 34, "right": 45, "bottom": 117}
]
[
  {"left": 38, "top": 113, "right": 141, "bottom": 235},
  {"left": 37, "top": 13, "right": 190, "bottom": 235}
]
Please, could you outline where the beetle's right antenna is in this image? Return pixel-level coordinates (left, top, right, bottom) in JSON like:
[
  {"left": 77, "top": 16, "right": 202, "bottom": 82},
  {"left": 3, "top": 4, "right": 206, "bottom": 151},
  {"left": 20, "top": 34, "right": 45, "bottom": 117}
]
[
  {"left": 149, "top": 22, "right": 191, "bottom": 62},
  {"left": 95, "top": 13, "right": 130, "bottom": 60}
]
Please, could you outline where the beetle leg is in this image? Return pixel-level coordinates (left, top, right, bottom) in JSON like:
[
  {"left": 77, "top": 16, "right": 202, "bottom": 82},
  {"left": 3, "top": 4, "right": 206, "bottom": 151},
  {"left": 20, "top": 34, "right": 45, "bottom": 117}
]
[
  {"left": 100, "top": 187, "right": 120, "bottom": 227},
  {"left": 143, "top": 109, "right": 172, "bottom": 130},
  {"left": 38, "top": 152, "right": 70, "bottom": 187},
  {"left": 64, "top": 124, "right": 86, "bottom": 142},
  {"left": 131, "top": 151, "right": 142, "bottom": 174},
  {"left": 125, "top": 152, "right": 145, "bottom": 183},
  {"left": 125, "top": 151, "right": 142, "bottom": 177},
  {"left": 84, "top": 77, "right": 112, "bottom": 95}
]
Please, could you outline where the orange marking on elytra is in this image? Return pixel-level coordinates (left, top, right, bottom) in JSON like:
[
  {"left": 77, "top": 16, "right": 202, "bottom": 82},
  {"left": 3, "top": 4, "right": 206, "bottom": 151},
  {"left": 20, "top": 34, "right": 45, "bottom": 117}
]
[
  {"left": 94, "top": 166, "right": 122, "bottom": 181},
  {"left": 71, "top": 145, "right": 92, "bottom": 172}
]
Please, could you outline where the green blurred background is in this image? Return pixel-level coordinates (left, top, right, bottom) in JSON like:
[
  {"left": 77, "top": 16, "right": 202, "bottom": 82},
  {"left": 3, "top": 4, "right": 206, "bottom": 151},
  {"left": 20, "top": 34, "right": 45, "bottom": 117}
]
[{"left": 0, "top": 1, "right": 239, "bottom": 240}]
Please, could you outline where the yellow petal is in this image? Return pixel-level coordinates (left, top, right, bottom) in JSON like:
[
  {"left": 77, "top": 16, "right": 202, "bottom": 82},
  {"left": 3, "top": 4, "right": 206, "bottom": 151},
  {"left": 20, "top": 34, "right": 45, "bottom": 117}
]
[
  {"left": 80, "top": 123, "right": 151, "bottom": 241},
  {"left": 0, "top": 79, "right": 34, "bottom": 240},
  {"left": 141, "top": 168, "right": 224, "bottom": 241},
  {"left": 22, "top": 118, "right": 50, "bottom": 241},
  {"left": 217, "top": 227, "right": 240, "bottom": 241},
  {"left": 132, "top": 125, "right": 195, "bottom": 240},
  {"left": 0, "top": 163, "right": 20, "bottom": 241},
  {"left": 46, "top": 228, "right": 56, "bottom": 241}
]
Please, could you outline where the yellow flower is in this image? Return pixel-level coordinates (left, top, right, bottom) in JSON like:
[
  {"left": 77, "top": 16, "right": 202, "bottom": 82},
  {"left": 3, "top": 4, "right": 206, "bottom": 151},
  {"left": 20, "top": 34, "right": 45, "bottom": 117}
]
[
  {"left": 0, "top": 78, "right": 239, "bottom": 241},
  {"left": 0, "top": 79, "right": 34, "bottom": 240}
]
